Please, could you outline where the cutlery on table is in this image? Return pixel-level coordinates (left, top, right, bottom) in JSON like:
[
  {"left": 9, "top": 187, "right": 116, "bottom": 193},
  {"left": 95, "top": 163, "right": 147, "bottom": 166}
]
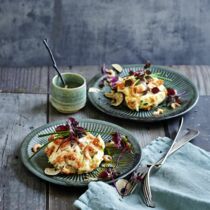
[
  {"left": 142, "top": 117, "right": 184, "bottom": 207},
  {"left": 116, "top": 125, "right": 199, "bottom": 206}
]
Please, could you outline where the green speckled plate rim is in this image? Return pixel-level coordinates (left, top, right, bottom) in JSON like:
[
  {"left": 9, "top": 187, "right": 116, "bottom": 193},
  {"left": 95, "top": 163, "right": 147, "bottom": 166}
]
[
  {"left": 88, "top": 64, "right": 199, "bottom": 122},
  {"left": 20, "top": 119, "right": 142, "bottom": 187}
]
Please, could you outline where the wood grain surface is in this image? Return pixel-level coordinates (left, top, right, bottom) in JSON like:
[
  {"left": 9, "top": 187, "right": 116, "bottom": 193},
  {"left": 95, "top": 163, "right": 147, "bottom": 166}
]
[
  {"left": 0, "top": 93, "right": 47, "bottom": 210},
  {"left": 0, "top": 65, "right": 209, "bottom": 210}
]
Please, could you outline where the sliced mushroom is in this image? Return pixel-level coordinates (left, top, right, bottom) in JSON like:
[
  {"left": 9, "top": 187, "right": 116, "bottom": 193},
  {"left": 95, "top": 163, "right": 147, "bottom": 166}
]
[
  {"left": 104, "top": 92, "right": 124, "bottom": 106},
  {"left": 111, "top": 92, "right": 124, "bottom": 106},
  {"left": 104, "top": 91, "right": 115, "bottom": 99},
  {"left": 44, "top": 168, "right": 61, "bottom": 176},
  {"left": 32, "top": 143, "right": 42, "bottom": 153},
  {"left": 112, "top": 64, "right": 123, "bottom": 72},
  {"left": 115, "top": 179, "right": 133, "bottom": 196},
  {"left": 103, "top": 155, "right": 112, "bottom": 162}
]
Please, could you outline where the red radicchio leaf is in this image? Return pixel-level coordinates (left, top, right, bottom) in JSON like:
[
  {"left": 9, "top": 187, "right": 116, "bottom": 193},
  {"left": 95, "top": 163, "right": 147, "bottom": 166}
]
[
  {"left": 67, "top": 118, "right": 79, "bottom": 140},
  {"left": 98, "top": 170, "right": 111, "bottom": 179},
  {"left": 98, "top": 168, "right": 118, "bottom": 179},
  {"left": 75, "top": 126, "right": 86, "bottom": 138},
  {"left": 67, "top": 118, "right": 87, "bottom": 140},
  {"left": 68, "top": 117, "right": 79, "bottom": 127},
  {"left": 107, "top": 76, "right": 119, "bottom": 83},
  {"left": 112, "top": 132, "right": 122, "bottom": 149},
  {"left": 55, "top": 125, "right": 69, "bottom": 132},
  {"left": 108, "top": 77, "right": 119, "bottom": 89}
]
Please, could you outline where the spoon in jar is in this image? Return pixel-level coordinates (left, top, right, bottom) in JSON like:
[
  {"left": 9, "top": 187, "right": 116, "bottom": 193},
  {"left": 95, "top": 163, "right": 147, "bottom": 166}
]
[{"left": 43, "top": 39, "right": 66, "bottom": 87}]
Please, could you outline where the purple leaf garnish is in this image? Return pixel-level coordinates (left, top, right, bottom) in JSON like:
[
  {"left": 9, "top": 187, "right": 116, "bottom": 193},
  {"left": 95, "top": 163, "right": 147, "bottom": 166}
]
[
  {"left": 55, "top": 125, "right": 69, "bottom": 132},
  {"left": 75, "top": 126, "right": 86, "bottom": 138},
  {"left": 66, "top": 117, "right": 86, "bottom": 141},
  {"left": 68, "top": 117, "right": 79, "bottom": 127},
  {"left": 107, "top": 76, "right": 119, "bottom": 83},
  {"left": 111, "top": 132, "right": 132, "bottom": 151},
  {"left": 108, "top": 76, "right": 119, "bottom": 89},
  {"left": 98, "top": 169, "right": 111, "bottom": 179},
  {"left": 98, "top": 168, "right": 119, "bottom": 179},
  {"left": 100, "top": 64, "right": 120, "bottom": 90},
  {"left": 112, "top": 132, "right": 122, "bottom": 149},
  {"left": 99, "top": 78, "right": 107, "bottom": 88}
]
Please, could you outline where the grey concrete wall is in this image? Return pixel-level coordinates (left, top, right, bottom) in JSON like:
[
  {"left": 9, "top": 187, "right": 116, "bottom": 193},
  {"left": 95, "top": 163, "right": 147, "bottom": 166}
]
[{"left": 0, "top": 0, "right": 210, "bottom": 67}]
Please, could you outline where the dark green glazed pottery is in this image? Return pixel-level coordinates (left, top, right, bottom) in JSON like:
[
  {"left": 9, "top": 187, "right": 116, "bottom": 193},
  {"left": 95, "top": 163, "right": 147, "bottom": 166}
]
[
  {"left": 20, "top": 119, "right": 142, "bottom": 186},
  {"left": 88, "top": 65, "right": 199, "bottom": 122}
]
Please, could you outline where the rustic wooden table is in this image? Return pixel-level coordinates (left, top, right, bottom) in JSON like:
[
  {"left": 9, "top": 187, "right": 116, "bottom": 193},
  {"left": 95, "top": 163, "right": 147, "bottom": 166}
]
[{"left": 0, "top": 65, "right": 210, "bottom": 210}]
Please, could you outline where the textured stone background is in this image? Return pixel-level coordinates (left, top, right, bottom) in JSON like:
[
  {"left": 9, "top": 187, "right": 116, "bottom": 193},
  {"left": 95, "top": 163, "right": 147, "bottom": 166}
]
[{"left": 0, "top": 0, "right": 210, "bottom": 67}]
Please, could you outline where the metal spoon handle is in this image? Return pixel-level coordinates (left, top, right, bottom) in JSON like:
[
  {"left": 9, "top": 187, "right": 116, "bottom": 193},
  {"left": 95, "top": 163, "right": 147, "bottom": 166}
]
[{"left": 43, "top": 39, "right": 66, "bottom": 87}]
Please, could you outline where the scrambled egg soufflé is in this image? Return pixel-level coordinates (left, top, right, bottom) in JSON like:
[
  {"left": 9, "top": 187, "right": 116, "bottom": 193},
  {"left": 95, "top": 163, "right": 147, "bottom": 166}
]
[{"left": 103, "top": 63, "right": 181, "bottom": 113}]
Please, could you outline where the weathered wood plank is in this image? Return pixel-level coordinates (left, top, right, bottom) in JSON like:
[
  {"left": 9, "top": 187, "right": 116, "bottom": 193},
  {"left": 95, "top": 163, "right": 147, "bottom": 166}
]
[
  {"left": 49, "top": 185, "right": 86, "bottom": 210},
  {"left": 166, "top": 96, "right": 210, "bottom": 151},
  {"left": 0, "top": 67, "right": 48, "bottom": 93},
  {"left": 0, "top": 93, "right": 47, "bottom": 210}
]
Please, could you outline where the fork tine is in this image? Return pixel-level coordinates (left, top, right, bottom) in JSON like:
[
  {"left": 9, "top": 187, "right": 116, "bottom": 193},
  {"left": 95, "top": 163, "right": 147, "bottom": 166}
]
[
  {"left": 122, "top": 166, "right": 149, "bottom": 196},
  {"left": 142, "top": 166, "right": 156, "bottom": 207},
  {"left": 143, "top": 175, "right": 155, "bottom": 207}
]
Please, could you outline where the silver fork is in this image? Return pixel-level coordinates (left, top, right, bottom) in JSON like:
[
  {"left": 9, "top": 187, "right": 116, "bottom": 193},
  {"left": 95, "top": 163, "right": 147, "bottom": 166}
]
[
  {"left": 143, "top": 128, "right": 200, "bottom": 207},
  {"left": 142, "top": 117, "right": 184, "bottom": 207},
  {"left": 117, "top": 127, "right": 199, "bottom": 197}
]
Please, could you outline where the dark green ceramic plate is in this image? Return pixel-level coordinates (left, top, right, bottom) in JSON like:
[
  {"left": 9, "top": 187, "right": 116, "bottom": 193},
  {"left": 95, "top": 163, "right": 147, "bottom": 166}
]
[
  {"left": 20, "top": 119, "right": 141, "bottom": 186},
  {"left": 88, "top": 65, "right": 199, "bottom": 122}
]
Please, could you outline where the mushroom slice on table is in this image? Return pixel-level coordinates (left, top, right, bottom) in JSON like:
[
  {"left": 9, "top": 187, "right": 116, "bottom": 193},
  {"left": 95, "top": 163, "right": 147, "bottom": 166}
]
[{"left": 115, "top": 178, "right": 133, "bottom": 196}]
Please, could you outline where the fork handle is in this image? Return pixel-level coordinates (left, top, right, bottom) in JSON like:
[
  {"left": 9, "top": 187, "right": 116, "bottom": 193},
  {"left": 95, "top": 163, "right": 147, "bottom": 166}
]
[
  {"left": 155, "top": 128, "right": 199, "bottom": 166},
  {"left": 143, "top": 128, "right": 199, "bottom": 207},
  {"left": 126, "top": 128, "right": 199, "bottom": 196},
  {"left": 158, "top": 117, "right": 184, "bottom": 166}
]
